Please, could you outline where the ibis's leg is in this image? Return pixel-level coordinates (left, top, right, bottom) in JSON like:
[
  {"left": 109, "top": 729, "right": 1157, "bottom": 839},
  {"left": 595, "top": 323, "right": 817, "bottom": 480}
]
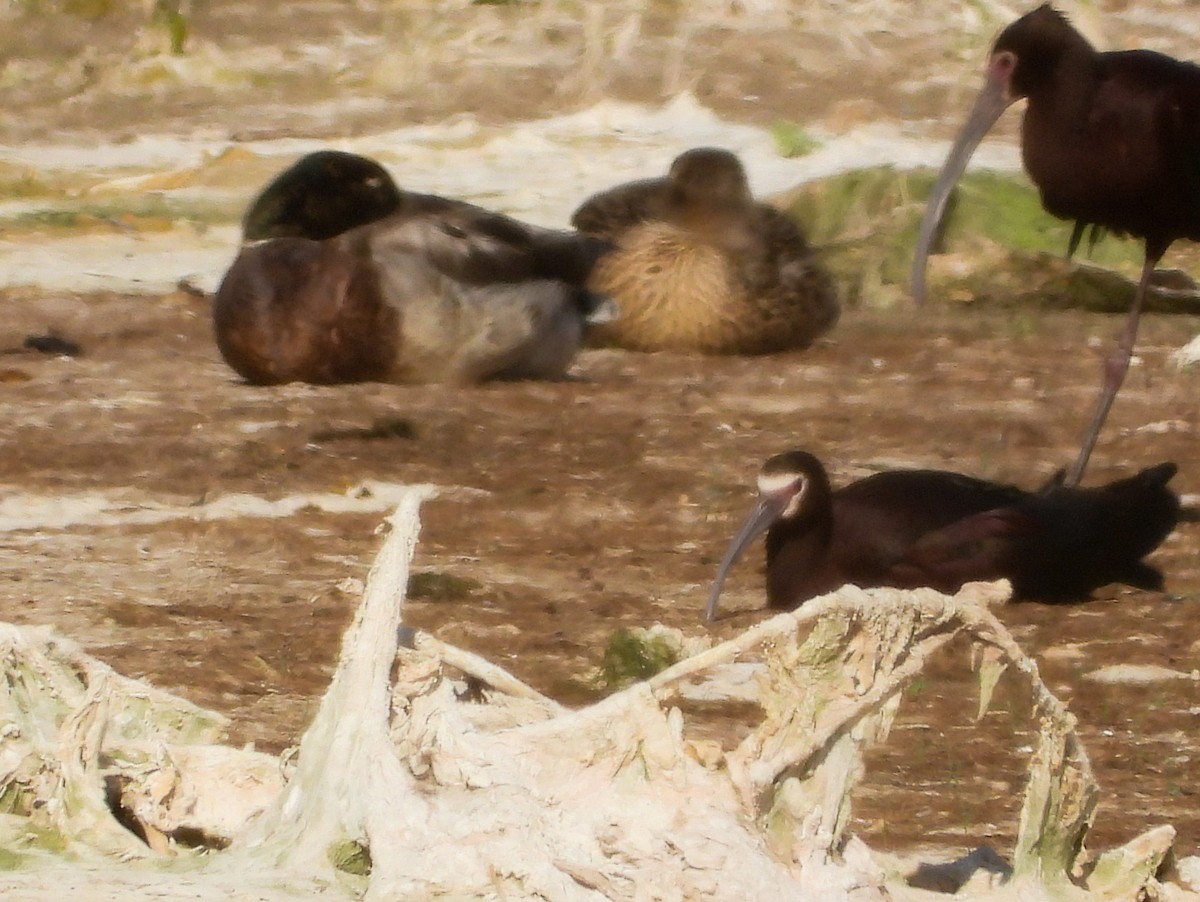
[{"left": 1065, "top": 253, "right": 1158, "bottom": 486}]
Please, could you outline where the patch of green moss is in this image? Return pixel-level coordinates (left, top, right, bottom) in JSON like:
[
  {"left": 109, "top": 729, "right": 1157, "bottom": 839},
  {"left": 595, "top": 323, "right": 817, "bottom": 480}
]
[
  {"left": 937, "top": 250, "right": 1198, "bottom": 315},
  {"left": 784, "top": 166, "right": 931, "bottom": 308},
  {"left": 330, "top": 839, "right": 372, "bottom": 876},
  {"left": 785, "top": 166, "right": 915, "bottom": 246},
  {"left": 0, "top": 171, "right": 51, "bottom": 200},
  {"left": 152, "top": 1, "right": 189, "bottom": 55},
  {"left": 407, "top": 571, "right": 480, "bottom": 602},
  {"left": 8, "top": 197, "right": 233, "bottom": 233},
  {"left": 596, "top": 629, "right": 679, "bottom": 691},
  {"left": 946, "top": 171, "right": 1061, "bottom": 250},
  {"left": 782, "top": 166, "right": 1156, "bottom": 311},
  {"left": 13, "top": 210, "right": 84, "bottom": 229},
  {"left": 14, "top": 822, "right": 69, "bottom": 855},
  {"left": 16, "top": 0, "right": 118, "bottom": 18},
  {"left": 771, "top": 120, "right": 822, "bottom": 159}
]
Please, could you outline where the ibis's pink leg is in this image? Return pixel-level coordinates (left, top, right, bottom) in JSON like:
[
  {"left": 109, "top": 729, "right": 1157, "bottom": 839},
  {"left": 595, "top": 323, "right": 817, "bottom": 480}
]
[{"left": 1064, "top": 253, "right": 1158, "bottom": 486}]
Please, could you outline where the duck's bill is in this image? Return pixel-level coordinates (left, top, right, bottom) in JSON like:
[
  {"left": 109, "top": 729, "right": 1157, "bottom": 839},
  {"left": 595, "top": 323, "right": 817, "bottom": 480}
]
[
  {"left": 704, "top": 497, "right": 781, "bottom": 622},
  {"left": 911, "top": 78, "right": 1012, "bottom": 305}
]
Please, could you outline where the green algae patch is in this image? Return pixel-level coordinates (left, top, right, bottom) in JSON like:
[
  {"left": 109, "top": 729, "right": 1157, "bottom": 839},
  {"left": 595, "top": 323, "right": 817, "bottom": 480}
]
[
  {"left": 11, "top": 0, "right": 118, "bottom": 18},
  {"left": 596, "top": 629, "right": 679, "bottom": 691},
  {"left": 406, "top": 571, "right": 481, "bottom": 602},
  {"left": 778, "top": 166, "right": 1185, "bottom": 313},
  {"left": 9, "top": 197, "right": 235, "bottom": 235},
  {"left": 771, "top": 120, "right": 822, "bottom": 159},
  {"left": 0, "top": 166, "right": 53, "bottom": 201},
  {"left": 0, "top": 146, "right": 278, "bottom": 235},
  {"left": 940, "top": 169, "right": 1071, "bottom": 255},
  {"left": 329, "top": 839, "right": 372, "bottom": 877},
  {"left": 0, "top": 819, "right": 70, "bottom": 858},
  {"left": 782, "top": 166, "right": 944, "bottom": 309}
]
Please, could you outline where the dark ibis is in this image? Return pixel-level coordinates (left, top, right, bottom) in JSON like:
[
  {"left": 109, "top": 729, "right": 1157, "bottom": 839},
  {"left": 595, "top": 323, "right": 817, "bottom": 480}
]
[
  {"left": 570, "top": 147, "right": 838, "bottom": 354},
  {"left": 215, "top": 184, "right": 614, "bottom": 385},
  {"left": 242, "top": 150, "right": 403, "bottom": 241},
  {"left": 912, "top": 4, "right": 1200, "bottom": 485},
  {"left": 704, "top": 450, "right": 1179, "bottom": 621}
]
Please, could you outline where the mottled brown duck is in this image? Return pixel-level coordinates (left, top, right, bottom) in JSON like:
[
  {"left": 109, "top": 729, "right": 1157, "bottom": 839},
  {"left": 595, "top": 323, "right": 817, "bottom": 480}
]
[{"left": 571, "top": 147, "right": 838, "bottom": 355}]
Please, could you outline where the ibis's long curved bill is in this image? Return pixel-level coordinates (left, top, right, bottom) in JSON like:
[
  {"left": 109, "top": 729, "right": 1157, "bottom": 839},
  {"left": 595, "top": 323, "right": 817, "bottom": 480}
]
[
  {"left": 911, "top": 75, "right": 1015, "bottom": 304},
  {"left": 704, "top": 497, "right": 783, "bottom": 622}
]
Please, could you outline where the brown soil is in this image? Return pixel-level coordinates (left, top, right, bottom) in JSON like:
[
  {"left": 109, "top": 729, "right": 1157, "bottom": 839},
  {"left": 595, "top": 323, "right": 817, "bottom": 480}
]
[
  {"left": 4, "top": 287, "right": 1199, "bottom": 863},
  {"left": 2, "top": 0, "right": 1199, "bottom": 872}
]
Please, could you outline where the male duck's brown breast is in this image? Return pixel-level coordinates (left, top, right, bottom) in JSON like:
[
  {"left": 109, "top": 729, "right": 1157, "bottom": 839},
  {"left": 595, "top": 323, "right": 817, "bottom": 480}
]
[{"left": 213, "top": 238, "right": 399, "bottom": 385}]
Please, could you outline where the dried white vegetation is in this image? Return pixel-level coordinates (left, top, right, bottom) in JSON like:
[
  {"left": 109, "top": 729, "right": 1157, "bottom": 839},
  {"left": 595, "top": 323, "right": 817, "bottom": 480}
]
[
  {"left": 0, "top": 489, "right": 1194, "bottom": 900},
  {"left": 0, "top": 479, "right": 448, "bottom": 533},
  {"left": 21, "top": 0, "right": 1017, "bottom": 104},
  {"left": 0, "top": 620, "right": 281, "bottom": 859}
]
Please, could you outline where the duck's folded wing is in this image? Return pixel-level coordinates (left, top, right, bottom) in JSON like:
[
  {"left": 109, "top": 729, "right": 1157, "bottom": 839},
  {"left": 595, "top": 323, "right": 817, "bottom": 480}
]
[
  {"left": 570, "top": 177, "right": 670, "bottom": 239},
  {"left": 364, "top": 196, "right": 604, "bottom": 286}
]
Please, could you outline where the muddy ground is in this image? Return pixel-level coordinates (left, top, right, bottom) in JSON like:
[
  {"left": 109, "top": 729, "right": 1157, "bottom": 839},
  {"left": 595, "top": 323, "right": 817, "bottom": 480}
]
[
  {"left": 4, "top": 287, "right": 1199, "bottom": 864},
  {"left": 2, "top": 0, "right": 1199, "bottom": 876}
]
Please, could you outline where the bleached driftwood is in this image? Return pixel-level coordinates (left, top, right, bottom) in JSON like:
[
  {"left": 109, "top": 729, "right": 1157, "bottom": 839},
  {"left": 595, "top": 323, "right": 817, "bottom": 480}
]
[{"left": 0, "top": 488, "right": 1191, "bottom": 900}]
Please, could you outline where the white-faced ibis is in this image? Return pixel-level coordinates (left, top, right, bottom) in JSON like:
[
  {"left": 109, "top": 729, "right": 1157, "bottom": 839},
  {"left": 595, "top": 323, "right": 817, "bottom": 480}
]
[
  {"left": 214, "top": 187, "right": 614, "bottom": 385},
  {"left": 704, "top": 450, "right": 1179, "bottom": 621},
  {"left": 570, "top": 147, "right": 838, "bottom": 354},
  {"left": 912, "top": 4, "right": 1200, "bottom": 486},
  {"left": 242, "top": 150, "right": 403, "bottom": 241}
]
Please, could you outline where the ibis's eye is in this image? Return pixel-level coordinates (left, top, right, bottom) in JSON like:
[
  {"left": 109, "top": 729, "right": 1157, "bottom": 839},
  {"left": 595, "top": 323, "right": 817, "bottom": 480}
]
[{"left": 991, "top": 50, "right": 1016, "bottom": 77}]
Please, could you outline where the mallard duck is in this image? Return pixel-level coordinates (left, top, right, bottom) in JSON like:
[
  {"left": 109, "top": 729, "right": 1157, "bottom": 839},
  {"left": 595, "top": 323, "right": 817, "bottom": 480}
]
[
  {"left": 705, "top": 450, "right": 1180, "bottom": 620},
  {"left": 571, "top": 147, "right": 838, "bottom": 355},
  {"left": 215, "top": 178, "right": 614, "bottom": 385}
]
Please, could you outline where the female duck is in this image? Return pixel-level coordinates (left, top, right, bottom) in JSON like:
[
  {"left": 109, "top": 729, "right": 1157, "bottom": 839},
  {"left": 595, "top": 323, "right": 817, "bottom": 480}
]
[{"left": 571, "top": 147, "right": 838, "bottom": 355}]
